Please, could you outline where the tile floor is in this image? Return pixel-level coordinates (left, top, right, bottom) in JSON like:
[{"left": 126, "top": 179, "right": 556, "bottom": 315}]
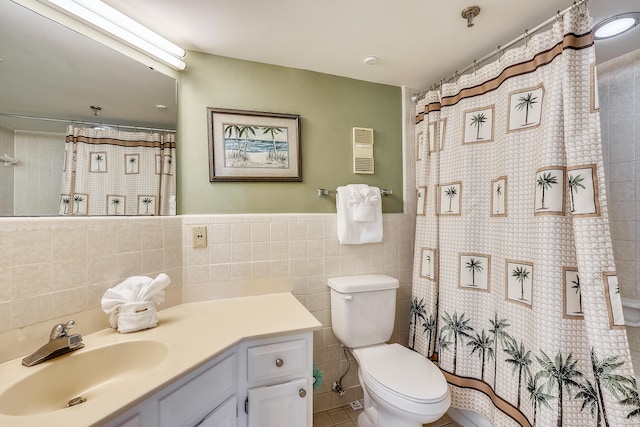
[{"left": 313, "top": 403, "right": 461, "bottom": 427}]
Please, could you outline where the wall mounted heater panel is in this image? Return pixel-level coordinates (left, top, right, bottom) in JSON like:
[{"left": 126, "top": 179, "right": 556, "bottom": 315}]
[{"left": 353, "top": 127, "right": 374, "bottom": 174}]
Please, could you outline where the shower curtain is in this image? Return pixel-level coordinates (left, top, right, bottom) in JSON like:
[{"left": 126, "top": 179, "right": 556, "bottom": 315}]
[
  {"left": 59, "top": 126, "right": 176, "bottom": 216},
  {"left": 411, "top": 7, "right": 639, "bottom": 426}
]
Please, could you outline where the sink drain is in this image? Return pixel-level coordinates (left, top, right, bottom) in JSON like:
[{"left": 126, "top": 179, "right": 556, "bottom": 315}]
[{"left": 67, "top": 396, "right": 87, "bottom": 407}]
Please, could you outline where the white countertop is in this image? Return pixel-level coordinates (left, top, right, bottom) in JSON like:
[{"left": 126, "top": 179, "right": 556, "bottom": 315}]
[{"left": 0, "top": 293, "right": 322, "bottom": 427}]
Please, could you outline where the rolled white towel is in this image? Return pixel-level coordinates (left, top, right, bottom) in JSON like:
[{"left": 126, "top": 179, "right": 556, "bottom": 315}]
[{"left": 101, "top": 273, "right": 171, "bottom": 333}]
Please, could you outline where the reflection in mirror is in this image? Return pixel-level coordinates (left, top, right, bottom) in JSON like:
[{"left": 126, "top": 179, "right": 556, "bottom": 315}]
[{"left": 0, "top": 1, "right": 177, "bottom": 217}]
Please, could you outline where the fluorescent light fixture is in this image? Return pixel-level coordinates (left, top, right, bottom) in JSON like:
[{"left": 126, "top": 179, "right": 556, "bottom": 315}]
[
  {"left": 46, "top": 0, "right": 186, "bottom": 70},
  {"left": 593, "top": 12, "right": 640, "bottom": 40}
]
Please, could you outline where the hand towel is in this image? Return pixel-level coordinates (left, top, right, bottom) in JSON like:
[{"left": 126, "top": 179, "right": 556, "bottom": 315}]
[
  {"left": 336, "top": 184, "right": 383, "bottom": 244},
  {"left": 101, "top": 273, "right": 171, "bottom": 333}
]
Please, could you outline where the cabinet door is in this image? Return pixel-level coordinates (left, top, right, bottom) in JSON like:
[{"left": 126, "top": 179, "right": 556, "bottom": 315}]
[
  {"left": 247, "top": 378, "right": 307, "bottom": 427},
  {"left": 198, "top": 396, "right": 237, "bottom": 427}
]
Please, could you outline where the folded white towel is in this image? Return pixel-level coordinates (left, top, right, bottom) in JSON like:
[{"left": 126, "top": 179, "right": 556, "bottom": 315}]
[
  {"left": 336, "top": 184, "right": 383, "bottom": 244},
  {"left": 101, "top": 273, "right": 170, "bottom": 333},
  {"left": 349, "top": 185, "right": 380, "bottom": 222}
]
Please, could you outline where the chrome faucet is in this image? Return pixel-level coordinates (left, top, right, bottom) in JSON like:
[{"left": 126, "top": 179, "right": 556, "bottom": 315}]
[{"left": 22, "top": 320, "right": 84, "bottom": 367}]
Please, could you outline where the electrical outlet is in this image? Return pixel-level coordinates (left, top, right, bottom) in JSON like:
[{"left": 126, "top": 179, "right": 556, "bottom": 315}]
[{"left": 192, "top": 226, "right": 207, "bottom": 248}]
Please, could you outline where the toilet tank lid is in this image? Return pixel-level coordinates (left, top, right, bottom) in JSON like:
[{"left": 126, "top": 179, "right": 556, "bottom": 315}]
[{"left": 328, "top": 275, "right": 399, "bottom": 293}]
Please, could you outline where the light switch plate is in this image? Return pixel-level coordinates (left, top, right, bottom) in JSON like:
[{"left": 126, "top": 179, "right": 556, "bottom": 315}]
[{"left": 192, "top": 226, "right": 207, "bottom": 248}]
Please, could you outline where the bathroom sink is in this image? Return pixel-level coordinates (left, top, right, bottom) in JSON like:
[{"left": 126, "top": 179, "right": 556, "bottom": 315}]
[{"left": 0, "top": 340, "right": 168, "bottom": 416}]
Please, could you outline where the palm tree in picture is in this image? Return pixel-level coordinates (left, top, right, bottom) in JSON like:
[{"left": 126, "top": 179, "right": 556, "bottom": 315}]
[
  {"left": 142, "top": 197, "right": 153, "bottom": 214},
  {"left": 489, "top": 313, "right": 513, "bottom": 390},
  {"left": 262, "top": 126, "right": 284, "bottom": 161},
  {"left": 568, "top": 173, "right": 586, "bottom": 213},
  {"left": 465, "top": 257, "right": 484, "bottom": 287},
  {"left": 445, "top": 186, "right": 458, "bottom": 213},
  {"left": 575, "top": 379, "right": 601, "bottom": 427},
  {"left": 512, "top": 265, "right": 531, "bottom": 302},
  {"left": 110, "top": 197, "right": 122, "bottom": 214},
  {"left": 527, "top": 374, "right": 553, "bottom": 427},
  {"left": 239, "top": 126, "right": 256, "bottom": 159},
  {"left": 590, "top": 348, "right": 636, "bottom": 427},
  {"left": 504, "top": 339, "right": 533, "bottom": 409},
  {"left": 515, "top": 92, "right": 539, "bottom": 126},
  {"left": 73, "top": 195, "right": 84, "bottom": 213},
  {"left": 470, "top": 112, "right": 487, "bottom": 140},
  {"left": 536, "top": 172, "right": 558, "bottom": 210},
  {"left": 60, "top": 197, "right": 70, "bottom": 214},
  {"left": 128, "top": 156, "right": 137, "bottom": 173},
  {"left": 422, "top": 314, "right": 437, "bottom": 357},
  {"left": 495, "top": 183, "right": 503, "bottom": 214},
  {"left": 571, "top": 275, "right": 583, "bottom": 314},
  {"left": 536, "top": 350, "right": 584, "bottom": 427},
  {"left": 94, "top": 153, "right": 104, "bottom": 171},
  {"left": 409, "top": 298, "right": 427, "bottom": 350},
  {"left": 467, "top": 329, "right": 494, "bottom": 382},
  {"left": 224, "top": 124, "right": 243, "bottom": 157},
  {"left": 441, "top": 311, "right": 474, "bottom": 374}
]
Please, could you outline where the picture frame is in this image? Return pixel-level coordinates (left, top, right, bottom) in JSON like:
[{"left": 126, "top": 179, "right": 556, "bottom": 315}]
[
  {"left": 603, "top": 272, "right": 624, "bottom": 329},
  {"left": 207, "top": 108, "right": 301, "bottom": 182},
  {"left": 459, "top": 253, "right": 491, "bottom": 292}
]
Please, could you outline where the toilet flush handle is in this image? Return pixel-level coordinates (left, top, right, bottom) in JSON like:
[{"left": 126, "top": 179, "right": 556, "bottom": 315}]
[{"left": 339, "top": 294, "right": 353, "bottom": 301}]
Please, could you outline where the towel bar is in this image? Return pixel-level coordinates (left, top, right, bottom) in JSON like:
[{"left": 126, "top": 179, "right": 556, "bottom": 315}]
[{"left": 317, "top": 188, "right": 392, "bottom": 197}]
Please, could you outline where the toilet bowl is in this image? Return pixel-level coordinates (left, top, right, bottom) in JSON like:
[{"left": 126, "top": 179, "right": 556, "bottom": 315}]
[
  {"left": 353, "top": 344, "right": 451, "bottom": 427},
  {"left": 328, "top": 275, "right": 450, "bottom": 427}
]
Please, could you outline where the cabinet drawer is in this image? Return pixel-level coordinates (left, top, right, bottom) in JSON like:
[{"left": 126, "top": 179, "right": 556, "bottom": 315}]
[{"left": 247, "top": 339, "right": 307, "bottom": 383}]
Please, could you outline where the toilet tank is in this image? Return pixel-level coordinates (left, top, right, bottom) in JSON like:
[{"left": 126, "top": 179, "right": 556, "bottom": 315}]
[{"left": 328, "top": 275, "right": 399, "bottom": 348}]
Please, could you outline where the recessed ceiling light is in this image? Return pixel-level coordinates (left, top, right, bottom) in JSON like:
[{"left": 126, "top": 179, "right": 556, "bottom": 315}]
[
  {"left": 363, "top": 56, "right": 379, "bottom": 66},
  {"left": 593, "top": 12, "right": 640, "bottom": 40}
]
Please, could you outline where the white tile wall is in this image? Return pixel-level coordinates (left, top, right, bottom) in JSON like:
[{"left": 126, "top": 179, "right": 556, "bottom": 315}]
[
  {"left": 598, "top": 48, "right": 640, "bottom": 366},
  {"left": 0, "top": 216, "right": 183, "bottom": 363},
  {"left": 0, "top": 126, "right": 15, "bottom": 216},
  {"left": 13, "top": 131, "right": 65, "bottom": 216}
]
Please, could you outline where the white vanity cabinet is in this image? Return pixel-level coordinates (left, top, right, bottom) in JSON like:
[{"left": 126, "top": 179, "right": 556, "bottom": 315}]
[{"left": 103, "top": 332, "right": 312, "bottom": 427}]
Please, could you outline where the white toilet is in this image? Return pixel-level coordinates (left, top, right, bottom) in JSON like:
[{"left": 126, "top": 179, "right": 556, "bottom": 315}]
[{"left": 328, "top": 274, "right": 450, "bottom": 427}]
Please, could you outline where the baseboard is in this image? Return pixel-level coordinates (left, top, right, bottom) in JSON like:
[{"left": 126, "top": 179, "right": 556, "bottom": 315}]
[{"left": 447, "top": 407, "right": 493, "bottom": 427}]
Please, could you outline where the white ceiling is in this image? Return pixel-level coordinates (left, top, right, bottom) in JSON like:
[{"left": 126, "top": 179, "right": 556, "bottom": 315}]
[{"left": 104, "top": 0, "right": 640, "bottom": 89}]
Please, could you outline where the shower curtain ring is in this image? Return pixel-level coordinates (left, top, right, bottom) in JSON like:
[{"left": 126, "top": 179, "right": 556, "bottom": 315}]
[
  {"left": 497, "top": 45, "right": 503, "bottom": 62},
  {"left": 473, "top": 60, "right": 477, "bottom": 75},
  {"left": 524, "top": 29, "right": 530, "bottom": 48},
  {"left": 556, "top": 10, "right": 562, "bottom": 23}
]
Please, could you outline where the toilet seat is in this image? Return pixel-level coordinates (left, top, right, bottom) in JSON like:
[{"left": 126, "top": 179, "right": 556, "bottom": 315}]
[{"left": 353, "top": 344, "right": 449, "bottom": 406}]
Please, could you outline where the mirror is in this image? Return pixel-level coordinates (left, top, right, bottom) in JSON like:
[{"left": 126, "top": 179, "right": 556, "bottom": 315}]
[{"left": 0, "top": 1, "right": 177, "bottom": 216}]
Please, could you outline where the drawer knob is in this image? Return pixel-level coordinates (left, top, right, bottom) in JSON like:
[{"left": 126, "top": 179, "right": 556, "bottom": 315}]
[
  {"left": 299, "top": 388, "right": 307, "bottom": 398},
  {"left": 275, "top": 358, "right": 284, "bottom": 367}
]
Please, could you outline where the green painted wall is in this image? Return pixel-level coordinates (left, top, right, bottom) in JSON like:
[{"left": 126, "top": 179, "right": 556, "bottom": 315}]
[{"left": 177, "top": 51, "right": 403, "bottom": 214}]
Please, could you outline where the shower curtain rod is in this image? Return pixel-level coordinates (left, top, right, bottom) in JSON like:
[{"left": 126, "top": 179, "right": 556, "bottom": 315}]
[
  {"left": 421, "top": 0, "right": 590, "bottom": 96},
  {"left": 0, "top": 112, "right": 176, "bottom": 133}
]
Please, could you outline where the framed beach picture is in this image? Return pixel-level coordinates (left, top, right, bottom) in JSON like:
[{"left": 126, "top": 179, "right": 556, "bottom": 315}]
[{"left": 207, "top": 108, "right": 301, "bottom": 181}]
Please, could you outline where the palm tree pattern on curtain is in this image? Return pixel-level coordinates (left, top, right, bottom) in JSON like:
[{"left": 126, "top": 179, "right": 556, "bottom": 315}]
[{"left": 410, "top": 7, "right": 638, "bottom": 426}]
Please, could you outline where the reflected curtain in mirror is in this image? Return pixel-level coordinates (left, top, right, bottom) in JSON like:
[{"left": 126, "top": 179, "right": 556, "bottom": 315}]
[{"left": 59, "top": 126, "right": 176, "bottom": 216}]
